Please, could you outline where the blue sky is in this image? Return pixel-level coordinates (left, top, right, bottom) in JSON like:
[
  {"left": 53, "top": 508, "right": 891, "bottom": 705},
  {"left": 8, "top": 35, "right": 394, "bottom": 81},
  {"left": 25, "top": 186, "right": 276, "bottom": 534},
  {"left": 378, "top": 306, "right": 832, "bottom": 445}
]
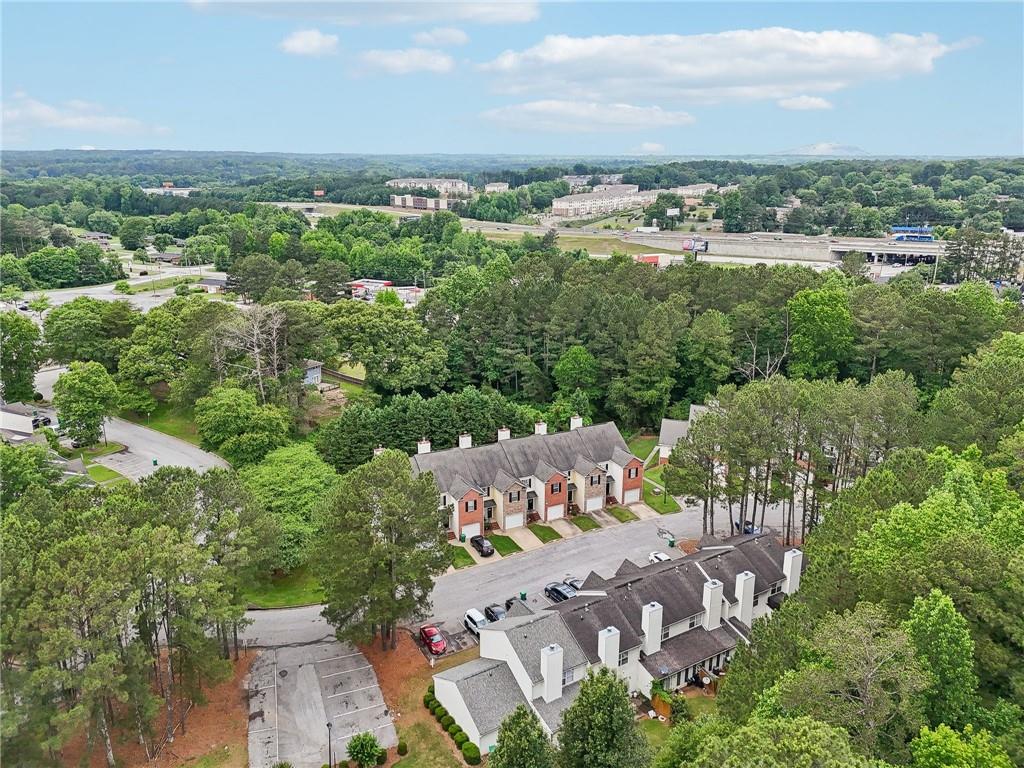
[{"left": 2, "top": 1, "right": 1022, "bottom": 156}]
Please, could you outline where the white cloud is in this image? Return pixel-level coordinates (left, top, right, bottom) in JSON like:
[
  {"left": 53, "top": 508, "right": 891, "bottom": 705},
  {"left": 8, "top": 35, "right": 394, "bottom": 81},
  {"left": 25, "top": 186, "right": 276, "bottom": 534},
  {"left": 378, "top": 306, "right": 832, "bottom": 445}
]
[
  {"left": 190, "top": 1, "right": 537, "bottom": 26},
  {"left": 360, "top": 48, "right": 454, "bottom": 75},
  {"left": 413, "top": 27, "right": 469, "bottom": 47},
  {"left": 631, "top": 141, "right": 666, "bottom": 154},
  {"left": 279, "top": 28, "right": 339, "bottom": 56},
  {"left": 482, "top": 28, "right": 967, "bottom": 104},
  {"left": 481, "top": 100, "right": 694, "bottom": 132},
  {"left": 777, "top": 95, "right": 833, "bottom": 110},
  {"left": 2, "top": 93, "right": 168, "bottom": 143},
  {"left": 78, "top": 145, "right": 97, "bottom": 150}
]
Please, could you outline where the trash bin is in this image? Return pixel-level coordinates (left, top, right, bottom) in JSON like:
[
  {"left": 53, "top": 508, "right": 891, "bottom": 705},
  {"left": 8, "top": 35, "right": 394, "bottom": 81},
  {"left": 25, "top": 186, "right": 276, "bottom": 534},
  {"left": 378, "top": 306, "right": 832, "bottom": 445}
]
[
  {"left": 459, "top": 532, "right": 466, "bottom": 543},
  {"left": 519, "top": 591, "right": 526, "bottom": 601},
  {"left": 152, "top": 458, "right": 158, "bottom": 466},
  {"left": 668, "top": 538, "right": 676, "bottom": 548}
]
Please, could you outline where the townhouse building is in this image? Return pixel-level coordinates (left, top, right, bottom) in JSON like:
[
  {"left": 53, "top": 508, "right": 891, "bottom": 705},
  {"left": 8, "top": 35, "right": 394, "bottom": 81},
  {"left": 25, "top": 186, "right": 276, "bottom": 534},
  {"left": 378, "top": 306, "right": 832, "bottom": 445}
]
[
  {"left": 389, "top": 194, "right": 452, "bottom": 211},
  {"left": 385, "top": 178, "right": 471, "bottom": 196},
  {"left": 409, "top": 420, "right": 644, "bottom": 539},
  {"left": 434, "top": 533, "right": 804, "bottom": 752}
]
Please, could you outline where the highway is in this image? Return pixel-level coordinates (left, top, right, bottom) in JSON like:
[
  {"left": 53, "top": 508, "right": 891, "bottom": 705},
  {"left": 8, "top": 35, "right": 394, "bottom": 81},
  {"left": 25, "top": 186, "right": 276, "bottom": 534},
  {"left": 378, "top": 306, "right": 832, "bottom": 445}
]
[{"left": 26, "top": 265, "right": 227, "bottom": 313}]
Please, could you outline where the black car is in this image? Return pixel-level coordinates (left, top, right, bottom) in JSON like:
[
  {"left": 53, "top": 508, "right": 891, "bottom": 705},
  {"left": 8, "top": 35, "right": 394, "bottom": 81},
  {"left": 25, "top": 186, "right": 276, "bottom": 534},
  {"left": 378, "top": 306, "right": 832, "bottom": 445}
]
[
  {"left": 563, "top": 576, "right": 584, "bottom": 591},
  {"left": 734, "top": 521, "right": 762, "bottom": 535},
  {"left": 504, "top": 596, "right": 525, "bottom": 611},
  {"left": 544, "top": 582, "right": 577, "bottom": 603},
  {"left": 469, "top": 535, "right": 495, "bottom": 557},
  {"left": 484, "top": 604, "right": 507, "bottom": 622},
  {"left": 31, "top": 415, "right": 51, "bottom": 429}
]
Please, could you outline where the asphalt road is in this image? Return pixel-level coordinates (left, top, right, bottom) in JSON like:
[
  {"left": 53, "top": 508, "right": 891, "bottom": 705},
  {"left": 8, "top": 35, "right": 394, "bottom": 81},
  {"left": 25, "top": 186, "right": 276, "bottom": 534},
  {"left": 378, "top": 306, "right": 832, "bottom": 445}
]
[
  {"left": 37, "top": 266, "right": 226, "bottom": 312},
  {"left": 35, "top": 367, "right": 228, "bottom": 479},
  {"left": 242, "top": 500, "right": 790, "bottom": 643}
]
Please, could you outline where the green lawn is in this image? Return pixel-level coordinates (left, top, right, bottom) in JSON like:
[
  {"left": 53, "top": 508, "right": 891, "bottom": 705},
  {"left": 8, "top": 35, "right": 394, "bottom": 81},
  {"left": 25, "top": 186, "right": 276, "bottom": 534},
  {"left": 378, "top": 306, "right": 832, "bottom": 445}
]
[
  {"left": 122, "top": 402, "right": 200, "bottom": 445},
  {"left": 62, "top": 441, "right": 125, "bottom": 461},
  {"left": 627, "top": 433, "right": 658, "bottom": 461},
  {"left": 394, "top": 720, "right": 463, "bottom": 768},
  {"left": 570, "top": 514, "right": 601, "bottom": 532},
  {"left": 450, "top": 546, "right": 476, "bottom": 569},
  {"left": 336, "top": 361, "right": 367, "bottom": 381},
  {"left": 528, "top": 523, "right": 562, "bottom": 543},
  {"left": 243, "top": 565, "right": 324, "bottom": 608},
  {"left": 608, "top": 505, "right": 639, "bottom": 523},
  {"left": 645, "top": 480, "right": 681, "bottom": 514},
  {"left": 129, "top": 274, "right": 200, "bottom": 292},
  {"left": 86, "top": 463, "right": 125, "bottom": 484},
  {"left": 687, "top": 695, "right": 718, "bottom": 718},
  {"left": 188, "top": 746, "right": 237, "bottom": 768},
  {"left": 640, "top": 717, "right": 671, "bottom": 752},
  {"left": 646, "top": 463, "right": 666, "bottom": 486},
  {"left": 487, "top": 534, "right": 522, "bottom": 556},
  {"left": 482, "top": 231, "right": 668, "bottom": 256}
]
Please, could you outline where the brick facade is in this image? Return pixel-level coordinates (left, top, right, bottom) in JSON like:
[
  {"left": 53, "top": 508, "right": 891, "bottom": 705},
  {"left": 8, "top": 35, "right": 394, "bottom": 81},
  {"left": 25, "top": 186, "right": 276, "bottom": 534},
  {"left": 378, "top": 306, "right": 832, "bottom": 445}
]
[
  {"left": 500, "top": 484, "right": 527, "bottom": 529},
  {"left": 622, "top": 458, "right": 644, "bottom": 497},
  {"left": 544, "top": 473, "right": 567, "bottom": 519},
  {"left": 457, "top": 490, "right": 484, "bottom": 536}
]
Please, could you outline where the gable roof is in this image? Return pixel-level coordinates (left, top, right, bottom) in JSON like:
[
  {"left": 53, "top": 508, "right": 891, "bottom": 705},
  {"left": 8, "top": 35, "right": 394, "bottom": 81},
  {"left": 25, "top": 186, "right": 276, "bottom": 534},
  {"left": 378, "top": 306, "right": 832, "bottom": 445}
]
[
  {"left": 658, "top": 418, "right": 689, "bottom": 448},
  {"left": 485, "top": 611, "right": 589, "bottom": 684},
  {"left": 434, "top": 658, "right": 529, "bottom": 736},
  {"left": 410, "top": 422, "right": 636, "bottom": 499}
]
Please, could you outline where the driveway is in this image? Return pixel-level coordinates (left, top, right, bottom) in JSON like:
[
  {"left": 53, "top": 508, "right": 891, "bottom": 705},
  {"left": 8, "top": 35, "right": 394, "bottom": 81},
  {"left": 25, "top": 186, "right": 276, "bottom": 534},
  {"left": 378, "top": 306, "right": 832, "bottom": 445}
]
[
  {"left": 248, "top": 641, "right": 396, "bottom": 768},
  {"left": 504, "top": 526, "right": 543, "bottom": 552},
  {"left": 548, "top": 518, "right": 581, "bottom": 538}
]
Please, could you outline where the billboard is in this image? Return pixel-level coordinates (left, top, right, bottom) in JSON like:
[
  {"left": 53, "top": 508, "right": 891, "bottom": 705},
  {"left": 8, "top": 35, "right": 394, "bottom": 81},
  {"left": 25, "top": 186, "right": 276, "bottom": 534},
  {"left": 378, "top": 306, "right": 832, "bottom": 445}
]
[{"left": 666, "top": 207, "right": 681, "bottom": 217}]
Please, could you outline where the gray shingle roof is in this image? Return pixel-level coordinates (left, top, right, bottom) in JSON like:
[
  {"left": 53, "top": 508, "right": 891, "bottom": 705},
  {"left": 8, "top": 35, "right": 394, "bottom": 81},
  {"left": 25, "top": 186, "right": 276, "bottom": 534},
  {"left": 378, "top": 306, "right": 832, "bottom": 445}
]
[
  {"left": 531, "top": 680, "right": 582, "bottom": 733},
  {"left": 410, "top": 422, "right": 634, "bottom": 499},
  {"left": 640, "top": 625, "right": 736, "bottom": 679},
  {"left": 434, "top": 658, "right": 529, "bottom": 736},
  {"left": 485, "top": 611, "right": 588, "bottom": 684},
  {"left": 658, "top": 418, "right": 689, "bottom": 448}
]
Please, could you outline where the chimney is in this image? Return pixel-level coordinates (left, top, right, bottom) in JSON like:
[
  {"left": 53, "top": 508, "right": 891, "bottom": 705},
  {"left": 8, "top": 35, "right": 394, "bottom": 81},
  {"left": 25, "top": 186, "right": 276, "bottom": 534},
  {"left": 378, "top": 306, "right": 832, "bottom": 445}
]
[
  {"left": 569, "top": 414, "right": 583, "bottom": 430},
  {"left": 783, "top": 549, "right": 803, "bottom": 595},
  {"left": 534, "top": 421, "right": 548, "bottom": 436},
  {"left": 458, "top": 432, "right": 472, "bottom": 449},
  {"left": 417, "top": 438, "right": 431, "bottom": 454},
  {"left": 597, "top": 626, "right": 620, "bottom": 669},
  {"left": 734, "top": 571, "right": 755, "bottom": 627},
  {"left": 373, "top": 445, "right": 385, "bottom": 456},
  {"left": 540, "top": 644, "right": 563, "bottom": 703},
  {"left": 702, "top": 579, "right": 724, "bottom": 630},
  {"left": 497, "top": 426, "right": 511, "bottom": 441},
  {"left": 641, "top": 602, "right": 664, "bottom": 655}
]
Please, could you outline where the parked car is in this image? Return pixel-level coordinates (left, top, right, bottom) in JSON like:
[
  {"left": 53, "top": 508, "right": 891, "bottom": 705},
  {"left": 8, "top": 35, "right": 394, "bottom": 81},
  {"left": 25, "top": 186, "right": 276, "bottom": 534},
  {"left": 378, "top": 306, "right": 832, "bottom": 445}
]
[
  {"left": 463, "top": 608, "right": 488, "bottom": 637},
  {"left": 563, "top": 576, "right": 584, "bottom": 591},
  {"left": 484, "top": 604, "right": 507, "bottom": 622},
  {"left": 544, "top": 582, "right": 577, "bottom": 603},
  {"left": 648, "top": 551, "right": 671, "bottom": 564},
  {"left": 31, "top": 415, "right": 51, "bottom": 429},
  {"left": 734, "top": 521, "right": 762, "bottom": 535},
  {"left": 16, "top": 302, "right": 29, "bottom": 311},
  {"left": 469, "top": 535, "right": 495, "bottom": 557},
  {"left": 419, "top": 625, "right": 447, "bottom": 655}
]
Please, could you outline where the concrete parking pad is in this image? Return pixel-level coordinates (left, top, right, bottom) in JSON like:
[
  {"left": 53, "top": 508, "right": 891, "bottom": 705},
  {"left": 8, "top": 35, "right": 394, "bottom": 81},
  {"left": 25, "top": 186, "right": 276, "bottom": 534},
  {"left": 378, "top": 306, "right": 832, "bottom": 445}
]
[
  {"left": 629, "top": 502, "right": 662, "bottom": 520},
  {"left": 248, "top": 641, "right": 397, "bottom": 768},
  {"left": 548, "top": 518, "right": 582, "bottom": 538},
  {"left": 463, "top": 540, "right": 501, "bottom": 565},
  {"left": 505, "top": 526, "right": 544, "bottom": 551},
  {"left": 589, "top": 507, "right": 621, "bottom": 527}
]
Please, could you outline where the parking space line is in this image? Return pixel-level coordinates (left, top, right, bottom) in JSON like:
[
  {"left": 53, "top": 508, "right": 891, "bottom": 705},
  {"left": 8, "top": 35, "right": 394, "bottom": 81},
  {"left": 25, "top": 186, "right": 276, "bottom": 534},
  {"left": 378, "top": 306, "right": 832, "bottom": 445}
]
[
  {"left": 256, "top": 683, "right": 277, "bottom": 691},
  {"left": 334, "top": 723, "right": 394, "bottom": 741},
  {"left": 314, "top": 652, "right": 363, "bottom": 663},
  {"left": 332, "top": 703, "right": 386, "bottom": 719},
  {"left": 249, "top": 727, "right": 276, "bottom": 734},
  {"left": 326, "top": 684, "right": 378, "bottom": 699},
  {"left": 321, "top": 664, "right": 371, "bottom": 679}
]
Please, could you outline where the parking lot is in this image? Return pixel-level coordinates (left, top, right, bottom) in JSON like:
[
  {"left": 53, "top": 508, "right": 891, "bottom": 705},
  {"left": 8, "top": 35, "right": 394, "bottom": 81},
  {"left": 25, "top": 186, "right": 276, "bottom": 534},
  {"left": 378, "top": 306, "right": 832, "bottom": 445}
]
[{"left": 248, "top": 640, "right": 397, "bottom": 768}]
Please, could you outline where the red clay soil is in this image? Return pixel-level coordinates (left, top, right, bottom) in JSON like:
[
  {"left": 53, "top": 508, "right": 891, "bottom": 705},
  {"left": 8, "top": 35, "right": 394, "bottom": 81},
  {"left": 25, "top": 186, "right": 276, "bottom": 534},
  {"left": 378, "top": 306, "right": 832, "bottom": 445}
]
[{"left": 59, "top": 653, "right": 255, "bottom": 768}]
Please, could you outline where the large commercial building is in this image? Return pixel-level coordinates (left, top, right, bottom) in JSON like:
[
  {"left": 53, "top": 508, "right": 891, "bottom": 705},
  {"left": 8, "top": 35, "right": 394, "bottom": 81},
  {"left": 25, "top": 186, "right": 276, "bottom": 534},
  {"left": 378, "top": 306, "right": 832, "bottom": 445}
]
[
  {"left": 385, "top": 178, "right": 470, "bottom": 196},
  {"left": 484, "top": 182, "right": 510, "bottom": 193}
]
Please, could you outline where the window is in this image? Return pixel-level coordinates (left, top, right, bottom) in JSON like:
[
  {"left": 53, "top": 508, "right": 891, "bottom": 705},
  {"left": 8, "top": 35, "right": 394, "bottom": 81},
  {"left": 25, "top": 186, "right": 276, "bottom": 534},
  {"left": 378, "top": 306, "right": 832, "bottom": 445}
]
[
  {"left": 618, "top": 650, "right": 628, "bottom": 667},
  {"left": 441, "top": 494, "right": 448, "bottom": 507},
  {"left": 465, "top": 500, "right": 477, "bottom": 512},
  {"left": 627, "top": 467, "right": 639, "bottom": 479},
  {"left": 446, "top": 513, "right": 453, "bottom": 530},
  {"left": 661, "top": 626, "right": 670, "bottom": 641},
  {"left": 688, "top": 614, "right": 699, "bottom": 629},
  {"left": 525, "top": 478, "right": 532, "bottom": 488},
  {"left": 562, "top": 667, "right": 574, "bottom": 686},
  {"left": 753, "top": 595, "right": 760, "bottom": 606},
  {"left": 482, "top": 486, "right": 491, "bottom": 497},
  {"left": 770, "top": 583, "right": 782, "bottom": 595},
  {"left": 509, "top": 491, "right": 520, "bottom": 503},
  {"left": 590, "top": 475, "right": 601, "bottom": 486},
  {"left": 551, "top": 482, "right": 562, "bottom": 494}
]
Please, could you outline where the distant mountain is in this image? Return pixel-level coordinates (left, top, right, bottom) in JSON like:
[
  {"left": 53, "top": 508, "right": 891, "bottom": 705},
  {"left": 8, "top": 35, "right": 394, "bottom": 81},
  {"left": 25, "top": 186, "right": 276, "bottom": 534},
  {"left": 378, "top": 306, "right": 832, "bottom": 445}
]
[{"left": 777, "top": 142, "right": 869, "bottom": 157}]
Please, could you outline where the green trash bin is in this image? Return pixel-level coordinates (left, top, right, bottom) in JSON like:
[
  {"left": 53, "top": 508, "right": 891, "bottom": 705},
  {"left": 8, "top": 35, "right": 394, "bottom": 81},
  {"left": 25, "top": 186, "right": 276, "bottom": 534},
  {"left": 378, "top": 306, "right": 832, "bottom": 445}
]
[
  {"left": 668, "top": 538, "right": 676, "bottom": 548},
  {"left": 152, "top": 458, "right": 158, "bottom": 467},
  {"left": 519, "top": 591, "right": 526, "bottom": 601},
  {"left": 459, "top": 532, "right": 466, "bottom": 543}
]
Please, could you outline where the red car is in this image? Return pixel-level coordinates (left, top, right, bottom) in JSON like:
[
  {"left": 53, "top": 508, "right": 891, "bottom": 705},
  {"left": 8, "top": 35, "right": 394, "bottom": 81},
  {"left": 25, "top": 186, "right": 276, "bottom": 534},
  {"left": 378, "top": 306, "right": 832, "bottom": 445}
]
[{"left": 419, "top": 625, "right": 447, "bottom": 655}]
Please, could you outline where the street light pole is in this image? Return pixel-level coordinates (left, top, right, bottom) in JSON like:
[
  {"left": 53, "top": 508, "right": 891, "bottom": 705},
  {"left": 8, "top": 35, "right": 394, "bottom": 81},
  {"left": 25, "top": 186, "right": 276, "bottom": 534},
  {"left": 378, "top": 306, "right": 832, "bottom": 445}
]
[{"left": 326, "top": 721, "right": 333, "bottom": 767}]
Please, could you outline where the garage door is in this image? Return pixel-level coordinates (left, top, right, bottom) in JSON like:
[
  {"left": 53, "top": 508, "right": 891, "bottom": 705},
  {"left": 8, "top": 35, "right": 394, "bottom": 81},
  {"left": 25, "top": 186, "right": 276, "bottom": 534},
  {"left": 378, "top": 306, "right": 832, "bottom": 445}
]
[
  {"left": 586, "top": 496, "right": 603, "bottom": 512},
  {"left": 462, "top": 523, "right": 481, "bottom": 538},
  {"left": 623, "top": 488, "right": 641, "bottom": 504},
  {"left": 504, "top": 513, "right": 524, "bottom": 529},
  {"left": 547, "top": 504, "right": 564, "bottom": 520}
]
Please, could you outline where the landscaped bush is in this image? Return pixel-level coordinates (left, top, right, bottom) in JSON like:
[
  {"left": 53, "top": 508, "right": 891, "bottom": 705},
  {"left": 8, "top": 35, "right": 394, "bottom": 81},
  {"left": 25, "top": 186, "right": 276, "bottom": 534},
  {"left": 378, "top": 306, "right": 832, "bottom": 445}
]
[
  {"left": 397, "top": 741, "right": 408, "bottom": 756},
  {"left": 427, "top": 682, "right": 435, "bottom": 695},
  {"left": 454, "top": 732, "right": 468, "bottom": 747},
  {"left": 447, "top": 723, "right": 461, "bottom": 737},
  {"left": 441, "top": 714, "right": 455, "bottom": 729},
  {"left": 423, "top": 693, "right": 435, "bottom": 708},
  {"left": 376, "top": 748, "right": 387, "bottom": 765},
  {"left": 461, "top": 742, "right": 481, "bottom": 765},
  {"left": 670, "top": 692, "right": 692, "bottom": 724},
  {"left": 434, "top": 706, "right": 448, "bottom": 720}
]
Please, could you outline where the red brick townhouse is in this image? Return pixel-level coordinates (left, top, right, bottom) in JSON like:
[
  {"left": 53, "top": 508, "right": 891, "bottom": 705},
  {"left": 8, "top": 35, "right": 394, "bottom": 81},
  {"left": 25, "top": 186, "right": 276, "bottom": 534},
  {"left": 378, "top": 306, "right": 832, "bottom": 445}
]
[{"left": 409, "top": 418, "right": 644, "bottom": 539}]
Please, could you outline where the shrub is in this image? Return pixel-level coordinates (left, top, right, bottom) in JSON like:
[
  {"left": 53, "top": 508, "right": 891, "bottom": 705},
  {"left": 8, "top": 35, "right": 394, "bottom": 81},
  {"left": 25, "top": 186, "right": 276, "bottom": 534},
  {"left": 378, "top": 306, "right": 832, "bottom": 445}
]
[
  {"left": 441, "top": 715, "right": 455, "bottom": 729},
  {"left": 376, "top": 748, "right": 387, "bottom": 765},
  {"left": 461, "top": 742, "right": 481, "bottom": 765},
  {"left": 397, "top": 741, "right": 408, "bottom": 756},
  {"left": 347, "top": 731, "right": 382, "bottom": 768},
  {"left": 454, "top": 732, "right": 468, "bottom": 747},
  {"left": 423, "top": 693, "right": 435, "bottom": 708},
  {"left": 670, "top": 692, "right": 692, "bottom": 724},
  {"left": 434, "top": 706, "right": 448, "bottom": 721},
  {"left": 174, "top": 282, "right": 191, "bottom": 296},
  {"left": 114, "top": 280, "right": 132, "bottom": 295},
  {"left": 447, "top": 723, "right": 460, "bottom": 737},
  {"left": 427, "top": 682, "right": 435, "bottom": 695}
]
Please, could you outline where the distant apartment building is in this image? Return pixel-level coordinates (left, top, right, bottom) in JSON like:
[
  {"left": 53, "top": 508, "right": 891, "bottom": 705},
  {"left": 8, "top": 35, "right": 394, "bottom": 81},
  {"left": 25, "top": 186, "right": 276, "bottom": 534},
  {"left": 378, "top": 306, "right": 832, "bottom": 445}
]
[
  {"left": 593, "top": 183, "right": 639, "bottom": 194},
  {"left": 552, "top": 187, "right": 661, "bottom": 218},
  {"left": 385, "top": 178, "right": 470, "bottom": 196},
  {"left": 669, "top": 183, "right": 718, "bottom": 198},
  {"left": 561, "top": 173, "right": 625, "bottom": 191},
  {"left": 484, "top": 182, "right": 510, "bottom": 193},
  {"left": 350, "top": 278, "right": 425, "bottom": 307},
  {"left": 390, "top": 194, "right": 452, "bottom": 211}
]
